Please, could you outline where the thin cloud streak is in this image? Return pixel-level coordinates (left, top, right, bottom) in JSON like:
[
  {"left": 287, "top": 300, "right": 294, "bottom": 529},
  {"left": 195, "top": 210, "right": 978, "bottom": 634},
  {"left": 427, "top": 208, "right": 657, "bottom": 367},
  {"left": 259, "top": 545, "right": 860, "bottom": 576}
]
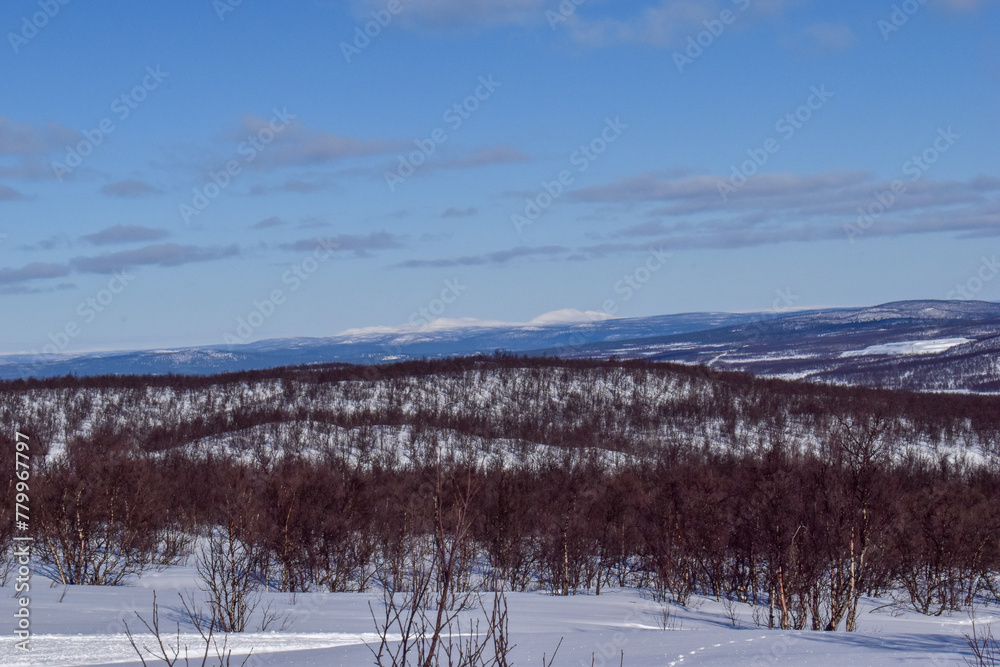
[
  {"left": 82, "top": 225, "right": 170, "bottom": 246},
  {"left": 394, "top": 245, "right": 568, "bottom": 268},
  {"left": 280, "top": 232, "right": 403, "bottom": 257},
  {"left": 570, "top": 170, "right": 1000, "bottom": 248},
  {"left": 70, "top": 244, "right": 239, "bottom": 274}
]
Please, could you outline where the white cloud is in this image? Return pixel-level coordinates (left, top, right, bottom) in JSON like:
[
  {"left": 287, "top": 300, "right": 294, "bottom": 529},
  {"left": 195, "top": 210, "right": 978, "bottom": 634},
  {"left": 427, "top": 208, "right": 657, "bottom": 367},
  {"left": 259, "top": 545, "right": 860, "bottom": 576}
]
[
  {"left": 233, "top": 114, "right": 401, "bottom": 171},
  {"left": 568, "top": 1, "right": 722, "bottom": 48},
  {"left": 933, "top": 0, "right": 995, "bottom": 10},
  {"left": 801, "top": 22, "right": 856, "bottom": 52},
  {"left": 352, "top": 0, "right": 546, "bottom": 30}
]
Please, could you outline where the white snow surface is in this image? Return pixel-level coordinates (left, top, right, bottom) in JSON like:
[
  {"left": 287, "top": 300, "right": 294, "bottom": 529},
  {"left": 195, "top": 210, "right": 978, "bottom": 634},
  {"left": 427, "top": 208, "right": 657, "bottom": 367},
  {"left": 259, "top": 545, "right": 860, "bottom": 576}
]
[
  {"left": 338, "top": 309, "right": 615, "bottom": 337},
  {"left": 841, "top": 338, "right": 972, "bottom": 357},
  {"left": 0, "top": 562, "right": 991, "bottom": 666}
]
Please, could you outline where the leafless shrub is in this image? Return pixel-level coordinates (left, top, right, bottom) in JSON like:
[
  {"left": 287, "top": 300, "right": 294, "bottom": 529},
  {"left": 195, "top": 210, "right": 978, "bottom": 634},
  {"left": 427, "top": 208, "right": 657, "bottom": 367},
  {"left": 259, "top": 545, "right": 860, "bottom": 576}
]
[
  {"left": 368, "top": 580, "right": 516, "bottom": 666},
  {"left": 965, "top": 612, "right": 1000, "bottom": 667},
  {"left": 751, "top": 603, "right": 768, "bottom": 629},
  {"left": 123, "top": 590, "right": 254, "bottom": 667},
  {"left": 656, "top": 602, "right": 682, "bottom": 631},
  {"left": 368, "top": 463, "right": 519, "bottom": 666},
  {"left": 196, "top": 523, "right": 285, "bottom": 633},
  {"left": 722, "top": 596, "right": 741, "bottom": 628}
]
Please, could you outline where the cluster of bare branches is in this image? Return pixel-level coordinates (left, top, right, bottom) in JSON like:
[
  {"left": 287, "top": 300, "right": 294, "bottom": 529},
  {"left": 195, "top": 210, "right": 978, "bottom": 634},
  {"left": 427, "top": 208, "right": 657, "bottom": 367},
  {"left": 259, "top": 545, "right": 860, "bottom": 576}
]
[
  {"left": 123, "top": 591, "right": 253, "bottom": 667},
  {"left": 368, "top": 464, "right": 517, "bottom": 667},
  {"left": 197, "top": 523, "right": 263, "bottom": 633},
  {"left": 123, "top": 525, "right": 290, "bottom": 666},
  {"left": 30, "top": 426, "right": 187, "bottom": 585},
  {"left": 965, "top": 611, "right": 1000, "bottom": 667}
]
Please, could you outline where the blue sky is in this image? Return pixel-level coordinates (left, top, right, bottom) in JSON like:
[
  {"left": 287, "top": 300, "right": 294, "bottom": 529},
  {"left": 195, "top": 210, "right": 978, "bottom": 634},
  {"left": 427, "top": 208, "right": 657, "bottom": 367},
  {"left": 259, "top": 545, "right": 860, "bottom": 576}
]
[{"left": 1, "top": 0, "right": 998, "bottom": 354}]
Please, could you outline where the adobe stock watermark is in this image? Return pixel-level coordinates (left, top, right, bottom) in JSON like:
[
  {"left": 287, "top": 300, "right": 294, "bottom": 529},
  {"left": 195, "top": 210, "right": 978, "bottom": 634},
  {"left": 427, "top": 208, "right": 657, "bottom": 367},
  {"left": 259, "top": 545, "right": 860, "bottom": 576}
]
[
  {"left": 567, "top": 570, "right": 651, "bottom": 666},
  {"left": 25, "top": 271, "right": 135, "bottom": 361},
  {"left": 607, "top": 247, "right": 673, "bottom": 309},
  {"left": 844, "top": 126, "right": 959, "bottom": 242},
  {"left": 718, "top": 84, "right": 834, "bottom": 201},
  {"left": 547, "top": 0, "right": 588, "bottom": 29},
  {"left": 7, "top": 0, "right": 71, "bottom": 54},
  {"left": 180, "top": 107, "right": 295, "bottom": 224},
  {"left": 947, "top": 256, "right": 1000, "bottom": 300},
  {"left": 213, "top": 0, "right": 244, "bottom": 21},
  {"left": 12, "top": 431, "right": 32, "bottom": 653},
  {"left": 511, "top": 117, "right": 627, "bottom": 233},
  {"left": 745, "top": 287, "right": 800, "bottom": 343},
  {"left": 341, "top": 0, "right": 412, "bottom": 63},
  {"left": 877, "top": 0, "right": 928, "bottom": 41},
  {"left": 224, "top": 237, "right": 339, "bottom": 344},
  {"left": 408, "top": 279, "right": 467, "bottom": 327},
  {"left": 551, "top": 247, "right": 672, "bottom": 357},
  {"left": 384, "top": 75, "right": 502, "bottom": 192},
  {"left": 748, "top": 634, "right": 800, "bottom": 667},
  {"left": 380, "top": 278, "right": 468, "bottom": 357},
  {"left": 673, "top": 0, "right": 752, "bottom": 73},
  {"left": 51, "top": 66, "right": 169, "bottom": 181}
]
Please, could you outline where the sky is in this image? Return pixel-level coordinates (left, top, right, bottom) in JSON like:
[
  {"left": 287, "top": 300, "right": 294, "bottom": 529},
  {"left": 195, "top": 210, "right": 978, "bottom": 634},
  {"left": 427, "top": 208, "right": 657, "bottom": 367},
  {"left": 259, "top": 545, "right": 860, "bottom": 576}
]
[{"left": 1, "top": 0, "right": 998, "bottom": 354}]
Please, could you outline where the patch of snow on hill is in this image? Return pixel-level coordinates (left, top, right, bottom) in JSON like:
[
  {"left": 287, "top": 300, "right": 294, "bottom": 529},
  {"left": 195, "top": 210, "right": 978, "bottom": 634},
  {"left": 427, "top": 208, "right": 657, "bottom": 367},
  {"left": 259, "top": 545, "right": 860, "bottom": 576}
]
[
  {"left": 841, "top": 338, "right": 971, "bottom": 357},
  {"left": 527, "top": 308, "right": 614, "bottom": 325},
  {"left": 338, "top": 309, "right": 615, "bottom": 338}
]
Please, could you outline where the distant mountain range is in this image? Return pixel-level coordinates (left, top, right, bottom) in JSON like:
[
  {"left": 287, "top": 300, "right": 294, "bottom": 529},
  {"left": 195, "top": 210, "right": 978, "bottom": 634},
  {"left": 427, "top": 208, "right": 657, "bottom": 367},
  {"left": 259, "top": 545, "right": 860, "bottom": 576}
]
[
  {"left": 3, "top": 300, "right": 999, "bottom": 392},
  {"left": 548, "top": 300, "right": 1000, "bottom": 393}
]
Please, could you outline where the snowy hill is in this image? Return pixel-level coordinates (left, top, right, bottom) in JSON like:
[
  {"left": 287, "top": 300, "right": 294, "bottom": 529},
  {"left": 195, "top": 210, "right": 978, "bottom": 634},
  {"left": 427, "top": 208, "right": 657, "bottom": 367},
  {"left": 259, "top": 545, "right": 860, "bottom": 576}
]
[
  {"left": 5, "top": 357, "right": 1000, "bottom": 665},
  {"left": 544, "top": 300, "right": 1000, "bottom": 392}
]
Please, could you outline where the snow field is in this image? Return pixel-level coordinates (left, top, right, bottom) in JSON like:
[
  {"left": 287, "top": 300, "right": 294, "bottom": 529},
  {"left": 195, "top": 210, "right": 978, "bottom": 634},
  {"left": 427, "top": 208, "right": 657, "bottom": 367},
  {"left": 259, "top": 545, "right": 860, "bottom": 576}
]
[{"left": 2, "top": 561, "right": 994, "bottom": 666}]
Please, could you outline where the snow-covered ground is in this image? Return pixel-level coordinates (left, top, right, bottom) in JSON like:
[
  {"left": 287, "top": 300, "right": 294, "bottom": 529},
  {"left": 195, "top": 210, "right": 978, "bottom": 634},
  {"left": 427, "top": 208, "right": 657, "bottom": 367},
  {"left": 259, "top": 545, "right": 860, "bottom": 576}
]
[
  {"left": 840, "top": 338, "right": 972, "bottom": 357},
  {"left": 2, "top": 562, "right": 991, "bottom": 666}
]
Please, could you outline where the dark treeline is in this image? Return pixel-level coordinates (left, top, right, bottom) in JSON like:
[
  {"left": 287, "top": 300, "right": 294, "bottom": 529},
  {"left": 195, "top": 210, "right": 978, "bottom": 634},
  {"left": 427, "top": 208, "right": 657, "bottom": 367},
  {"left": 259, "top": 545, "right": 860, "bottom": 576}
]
[{"left": 3, "top": 356, "right": 1000, "bottom": 633}]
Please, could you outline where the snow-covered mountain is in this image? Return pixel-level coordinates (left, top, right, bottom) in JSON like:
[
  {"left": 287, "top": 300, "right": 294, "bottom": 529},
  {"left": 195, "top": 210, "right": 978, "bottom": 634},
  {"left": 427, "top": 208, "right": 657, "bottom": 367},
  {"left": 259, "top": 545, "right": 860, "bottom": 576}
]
[
  {"left": 3, "top": 300, "right": 999, "bottom": 392},
  {"left": 0, "top": 308, "right": 779, "bottom": 379}
]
